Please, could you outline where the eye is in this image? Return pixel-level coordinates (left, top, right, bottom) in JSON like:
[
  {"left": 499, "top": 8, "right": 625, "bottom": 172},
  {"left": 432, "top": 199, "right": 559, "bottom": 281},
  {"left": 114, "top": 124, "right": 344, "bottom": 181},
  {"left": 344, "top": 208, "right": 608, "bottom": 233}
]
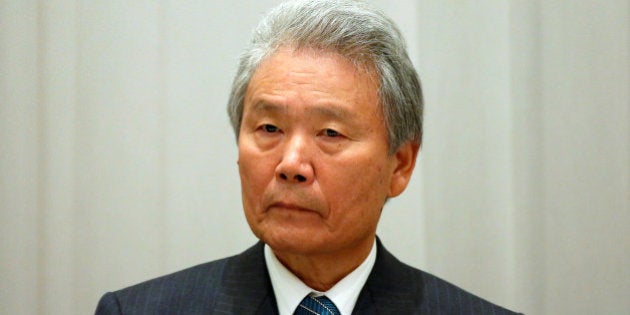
[
  {"left": 323, "top": 128, "right": 340, "bottom": 137},
  {"left": 261, "top": 124, "right": 279, "bottom": 133}
]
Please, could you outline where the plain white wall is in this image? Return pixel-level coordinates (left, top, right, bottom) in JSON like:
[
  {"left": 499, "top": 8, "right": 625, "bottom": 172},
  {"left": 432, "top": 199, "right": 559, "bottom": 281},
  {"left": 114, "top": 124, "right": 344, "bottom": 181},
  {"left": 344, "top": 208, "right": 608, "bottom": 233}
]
[{"left": 1, "top": 1, "right": 628, "bottom": 314}]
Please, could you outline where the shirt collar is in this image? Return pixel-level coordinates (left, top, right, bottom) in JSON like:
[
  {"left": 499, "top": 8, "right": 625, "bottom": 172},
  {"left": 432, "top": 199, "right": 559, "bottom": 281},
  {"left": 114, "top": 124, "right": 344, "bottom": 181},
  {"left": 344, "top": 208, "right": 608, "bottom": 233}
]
[{"left": 264, "top": 241, "right": 377, "bottom": 315}]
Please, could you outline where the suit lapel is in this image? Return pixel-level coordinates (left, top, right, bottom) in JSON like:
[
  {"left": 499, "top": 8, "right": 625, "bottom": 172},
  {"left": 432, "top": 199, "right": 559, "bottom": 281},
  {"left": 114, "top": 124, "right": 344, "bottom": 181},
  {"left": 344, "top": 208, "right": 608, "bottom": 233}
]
[
  {"left": 352, "top": 238, "right": 424, "bottom": 314},
  {"left": 216, "top": 242, "right": 279, "bottom": 315},
  {"left": 218, "top": 239, "right": 423, "bottom": 314},
  {"left": 352, "top": 288, "right": 378, "bottom": 315}
]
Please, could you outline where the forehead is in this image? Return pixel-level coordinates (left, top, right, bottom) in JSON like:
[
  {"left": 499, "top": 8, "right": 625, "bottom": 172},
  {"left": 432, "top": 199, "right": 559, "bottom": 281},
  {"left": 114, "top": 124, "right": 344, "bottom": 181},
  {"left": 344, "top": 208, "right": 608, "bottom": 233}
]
[{"left": 244, "top": 47, "right": 380, "bottom": 114}]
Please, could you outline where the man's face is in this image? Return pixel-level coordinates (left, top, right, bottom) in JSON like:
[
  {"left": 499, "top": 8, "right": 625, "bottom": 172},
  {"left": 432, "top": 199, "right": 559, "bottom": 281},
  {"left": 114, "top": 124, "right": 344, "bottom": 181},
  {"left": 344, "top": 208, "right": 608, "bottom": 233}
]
[{"left": 237, "top": 47, "right": 417, "bottom": 258}]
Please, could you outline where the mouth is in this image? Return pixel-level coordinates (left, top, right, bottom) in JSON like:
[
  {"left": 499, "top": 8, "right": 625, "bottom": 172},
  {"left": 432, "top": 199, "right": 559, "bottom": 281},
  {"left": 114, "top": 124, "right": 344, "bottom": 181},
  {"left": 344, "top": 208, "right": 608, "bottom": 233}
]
[{"left": 268, "top": 202, "right": 315, "bottom": 213}]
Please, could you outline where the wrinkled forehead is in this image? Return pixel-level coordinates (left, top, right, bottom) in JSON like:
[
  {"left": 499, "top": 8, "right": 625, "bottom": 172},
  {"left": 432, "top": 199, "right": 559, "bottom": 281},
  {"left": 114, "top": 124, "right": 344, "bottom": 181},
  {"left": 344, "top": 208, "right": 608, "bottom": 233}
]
[
  {"left": 259, "top": 44, "right": 379, "bottom": 84},
  {"left": 241, "top": 46, "right": 386, "bottom": 133},
  {"left": 244, "top": 46, "right": 381, "bottom": 108}
]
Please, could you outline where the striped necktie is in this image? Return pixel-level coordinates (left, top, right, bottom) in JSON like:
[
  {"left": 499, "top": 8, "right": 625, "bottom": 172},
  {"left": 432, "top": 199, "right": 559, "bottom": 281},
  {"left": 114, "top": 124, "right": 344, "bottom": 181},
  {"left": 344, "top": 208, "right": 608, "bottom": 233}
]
[{"left": 294, "top": 295, "right": 341, "bottom": 315}]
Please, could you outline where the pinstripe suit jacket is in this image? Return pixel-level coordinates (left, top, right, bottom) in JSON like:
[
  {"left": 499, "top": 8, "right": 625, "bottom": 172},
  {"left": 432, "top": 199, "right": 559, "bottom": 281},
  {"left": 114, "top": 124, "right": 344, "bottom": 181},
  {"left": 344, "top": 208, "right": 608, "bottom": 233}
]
[{"left": 96, "top": 239, "right": 520, "bottom": 314}]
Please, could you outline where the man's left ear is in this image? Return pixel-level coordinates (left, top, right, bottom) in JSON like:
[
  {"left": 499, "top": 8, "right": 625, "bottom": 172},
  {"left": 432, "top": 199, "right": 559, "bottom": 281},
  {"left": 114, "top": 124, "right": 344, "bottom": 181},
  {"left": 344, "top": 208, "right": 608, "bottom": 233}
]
[{"left": 388, "top": 141, "right": 420, "bottom": 197}]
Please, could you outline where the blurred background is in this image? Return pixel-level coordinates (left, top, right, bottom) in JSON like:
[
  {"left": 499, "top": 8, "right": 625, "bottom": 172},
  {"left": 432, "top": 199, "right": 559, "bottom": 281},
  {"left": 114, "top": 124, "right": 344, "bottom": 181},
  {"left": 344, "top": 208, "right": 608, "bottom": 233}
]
[{"left": 1, "top": 0, "right": 627, "bottom": 314}]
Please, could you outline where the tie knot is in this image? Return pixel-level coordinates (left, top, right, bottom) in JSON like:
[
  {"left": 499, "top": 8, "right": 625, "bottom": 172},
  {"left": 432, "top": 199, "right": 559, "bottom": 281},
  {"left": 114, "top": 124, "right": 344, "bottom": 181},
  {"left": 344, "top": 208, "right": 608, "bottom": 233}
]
[{"left": 294, "top": 295, "right": 341, "bottom": 315}]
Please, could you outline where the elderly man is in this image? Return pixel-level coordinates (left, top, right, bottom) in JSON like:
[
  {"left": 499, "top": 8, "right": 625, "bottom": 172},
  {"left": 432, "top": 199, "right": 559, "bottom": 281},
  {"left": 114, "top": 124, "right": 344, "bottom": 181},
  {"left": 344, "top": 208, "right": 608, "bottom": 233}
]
[{"left": 96, "top": 1, "right": 520, "bottom": 314}]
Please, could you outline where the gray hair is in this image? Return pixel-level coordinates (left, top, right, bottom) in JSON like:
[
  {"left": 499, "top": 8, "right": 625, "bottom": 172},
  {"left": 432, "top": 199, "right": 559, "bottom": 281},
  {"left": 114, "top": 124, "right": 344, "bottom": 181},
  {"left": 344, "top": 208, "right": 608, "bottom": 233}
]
[{"left": 227, "top": 0, "right": 423, "bottom": 153}]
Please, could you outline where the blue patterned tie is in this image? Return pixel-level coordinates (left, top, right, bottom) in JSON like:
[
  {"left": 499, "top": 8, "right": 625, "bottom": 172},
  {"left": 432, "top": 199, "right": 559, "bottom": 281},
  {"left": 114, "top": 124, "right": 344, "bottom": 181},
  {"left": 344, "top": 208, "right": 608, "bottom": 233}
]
[{"left": 294, "top": 295, "right": 341, "bottom": 315}]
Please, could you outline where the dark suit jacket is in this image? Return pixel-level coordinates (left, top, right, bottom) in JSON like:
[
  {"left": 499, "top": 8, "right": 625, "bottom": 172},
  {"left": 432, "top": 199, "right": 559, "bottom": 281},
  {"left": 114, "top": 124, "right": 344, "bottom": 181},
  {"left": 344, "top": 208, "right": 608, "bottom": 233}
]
[{"left": 96, "top": 239, "right": 520, "bottom": 314}]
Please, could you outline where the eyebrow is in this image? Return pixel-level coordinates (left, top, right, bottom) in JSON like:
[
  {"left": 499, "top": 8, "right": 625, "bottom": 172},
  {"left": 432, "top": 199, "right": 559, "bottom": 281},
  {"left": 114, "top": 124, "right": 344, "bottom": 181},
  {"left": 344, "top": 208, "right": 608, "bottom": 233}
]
[
  {"left": 308, "top": 105, "right": 353, "bottom": 121},
  {"left": 250, "top": 101, "right": 286, "bottom": 114},
  {"left": 250, "top": 101, "right": 353, "bottom": 121}
]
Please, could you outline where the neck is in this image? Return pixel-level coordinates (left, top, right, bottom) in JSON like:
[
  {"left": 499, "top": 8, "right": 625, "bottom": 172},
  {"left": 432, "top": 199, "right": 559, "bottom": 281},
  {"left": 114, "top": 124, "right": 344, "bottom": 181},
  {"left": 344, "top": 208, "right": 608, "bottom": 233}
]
[{"left": 271, "top": 238, "right": 375, "bottom": 292}]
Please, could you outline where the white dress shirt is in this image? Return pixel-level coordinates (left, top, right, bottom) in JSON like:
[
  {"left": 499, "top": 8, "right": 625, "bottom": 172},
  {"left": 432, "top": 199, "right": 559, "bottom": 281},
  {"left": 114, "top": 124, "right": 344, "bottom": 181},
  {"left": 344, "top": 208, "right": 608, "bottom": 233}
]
[{"left": 264, "top": 241, "right": 377, "bottom": 315}]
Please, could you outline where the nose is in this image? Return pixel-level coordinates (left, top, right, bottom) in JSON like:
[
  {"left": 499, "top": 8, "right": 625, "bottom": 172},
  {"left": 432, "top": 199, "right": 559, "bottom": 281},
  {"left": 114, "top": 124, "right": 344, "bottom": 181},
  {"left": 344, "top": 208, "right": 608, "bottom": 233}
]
[{"left": 275, "top": 135, "right": 314, "bottom": 184}]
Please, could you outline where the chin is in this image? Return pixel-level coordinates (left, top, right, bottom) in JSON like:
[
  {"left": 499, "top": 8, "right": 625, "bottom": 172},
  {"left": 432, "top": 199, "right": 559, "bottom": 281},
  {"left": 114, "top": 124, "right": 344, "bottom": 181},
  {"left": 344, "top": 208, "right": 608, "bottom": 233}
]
[{"left": 259, "top": 228, "right": 330, "bottom": 255}]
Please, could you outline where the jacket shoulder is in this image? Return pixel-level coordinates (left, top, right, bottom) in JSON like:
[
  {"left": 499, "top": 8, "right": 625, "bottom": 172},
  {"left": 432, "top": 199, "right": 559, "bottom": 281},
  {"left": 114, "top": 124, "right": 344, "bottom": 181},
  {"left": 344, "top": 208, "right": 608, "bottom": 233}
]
[
  {"left": 95, "top": 257, "right": 231, "bottom": 314},
  {"left": 364, "top": 239, "right": 521, "bottom": 314},
  {"left": 418, "top": 269, "right": 521, "bottom": 314}
]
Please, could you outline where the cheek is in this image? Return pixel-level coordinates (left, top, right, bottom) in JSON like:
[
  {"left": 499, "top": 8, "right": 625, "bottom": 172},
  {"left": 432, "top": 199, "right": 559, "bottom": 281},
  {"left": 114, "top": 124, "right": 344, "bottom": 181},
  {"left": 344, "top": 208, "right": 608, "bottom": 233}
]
[
  {"left": 238, "top": 149, "right": 275, "bottom": 207},
  {"left": 323, "top": 156, "right": 391, "bottom": 208}
]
